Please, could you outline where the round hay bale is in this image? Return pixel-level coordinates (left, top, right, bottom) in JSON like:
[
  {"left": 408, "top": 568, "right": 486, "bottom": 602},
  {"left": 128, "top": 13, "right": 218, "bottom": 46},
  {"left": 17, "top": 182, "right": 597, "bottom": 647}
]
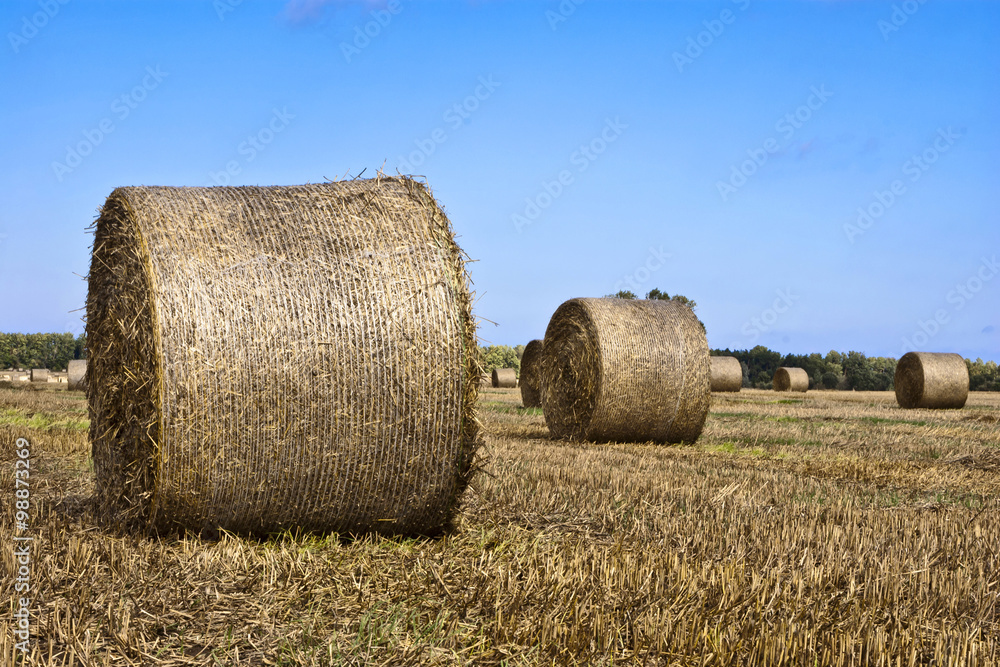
[
  {"left": 68, "top": 360, "right": 87, "bottom": 391},
  {"left": 519, "top": 339, "right": 544, "bottom": 408},
  {"left": 87, "top": 178, "right": 480, "bottom": 536},
  {"left": 479, "top": 373, "right": 491, "bottom": 388},
  {"left": 895, "top": 351, "right": 968, "bottom": 409},
  {"left": 30, "top": 368, "right": 49, "bottom": 382},
  {"left": 710, "top": 356, "right": 742, "bottom": 392},
  {"left": 539, "top": 297, "right": 709, "bottom": 443},
  {"left": 492, "top": 368, "right": 517, "bottom": 388},
  {"left": 773, "top": 367, "right": 808, "bottom": 392}
]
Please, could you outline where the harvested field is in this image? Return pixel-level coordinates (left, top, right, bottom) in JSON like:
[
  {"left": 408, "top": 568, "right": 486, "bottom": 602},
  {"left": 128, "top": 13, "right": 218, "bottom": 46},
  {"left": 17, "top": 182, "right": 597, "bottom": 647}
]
[{"left": 1, "top": 384, "right": 998, "bottom": 665}]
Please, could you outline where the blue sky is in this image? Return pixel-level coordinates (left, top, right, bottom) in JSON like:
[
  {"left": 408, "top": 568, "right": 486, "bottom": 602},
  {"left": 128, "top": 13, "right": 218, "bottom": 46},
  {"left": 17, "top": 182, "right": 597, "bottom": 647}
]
[{"left": 1, "top": 0, "right": 997, "bottom": 361}]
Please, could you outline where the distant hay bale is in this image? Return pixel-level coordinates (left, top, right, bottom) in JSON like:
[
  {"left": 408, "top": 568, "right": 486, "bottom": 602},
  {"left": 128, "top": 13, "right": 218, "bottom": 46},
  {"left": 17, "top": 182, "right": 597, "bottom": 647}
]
[
  {"left": 773, "top": 367, "right": 808, "bottom": 392},
  {"left": 519, "top": 339, "right": 544, "bottom": 408},
  {"left": 30, "top": 368, "right": 49, "bottom": 382},
  {"left": 87, "top": 177, "right": 480, "bottom": 536},
  {"left": 895, "top": 352, "right": 969, "bottom": 409},
  {"left": 710, "top": 356, "right": 742, "bottom": 392},
  {"left": 492, "top": 368, "right": 517, "bottom": 388},
  {"left": 539, "top": 298, "right": 709, "bottom": 443},
  {"left": 479, "top": 373, "right": 491, "bottom": 388},
  {"left": 68, "top": 360, "right": 87, "bottom": 391}
]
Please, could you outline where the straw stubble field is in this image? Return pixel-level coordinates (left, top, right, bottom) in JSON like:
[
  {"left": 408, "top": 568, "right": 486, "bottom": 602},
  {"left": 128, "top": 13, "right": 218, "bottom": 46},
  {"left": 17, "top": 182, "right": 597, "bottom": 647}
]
[{"left": 1, "top": 384, "right": 998, "bottom": 665}]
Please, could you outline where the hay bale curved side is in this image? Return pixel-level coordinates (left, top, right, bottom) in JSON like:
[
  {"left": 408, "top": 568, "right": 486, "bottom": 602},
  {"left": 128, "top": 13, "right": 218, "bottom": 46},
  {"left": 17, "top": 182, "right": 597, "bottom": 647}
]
[
  {"left": 539, "top": 298, "right": 710, "bottom": 443},
  {"left": 710, "top": 356, "right": 742, "bottom": 392},
  {"left": 895, "top": 351, "right": 968, "bottom": 409},
  {"left": 773, "top": 367, "right": 808, "bottom": 392},
  {"left": 30, "top": 368, "right": 49, "bottom": 382},
  {"left": 492, "top": 367, "right": 517, "bottom": 388},
  {"left": 87, "top": 178, "right": 480, "bottom": 536},
  {"left": 68, "top": 360, "right": 87, "bottom": 391},
  {"left": 519, "top": 339, "right": 544, "bottom": 407}
]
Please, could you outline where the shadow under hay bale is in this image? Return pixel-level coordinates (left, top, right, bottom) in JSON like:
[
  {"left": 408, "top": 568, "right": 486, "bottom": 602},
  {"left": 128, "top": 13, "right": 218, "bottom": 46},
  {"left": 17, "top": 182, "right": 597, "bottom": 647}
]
[
  {"left": 710, "top": 356, "right": 742, "bottom": 392},
  {"left": 30, "top": 368, "right": 49, "bottom": 382},
  {"left": 773, "top": 367, "right": 808, "bottom": 392},
  {"left": 68, "top": 360, "right": 87, "bottom": 391},
  {"left": 87, "top": 177, "right": 480, "bottom": 537},
  {"left": 492, "top": 368, "right": 517, "bottom": 388},
  {"left": 539, "top": 297, "right": 709, "bottom": 443},
  {"left": 895, "top": 351, "right": 969, "bottom": 409},
  {"left": 519, "top": 339, "right": 544, "bottom": 408}
]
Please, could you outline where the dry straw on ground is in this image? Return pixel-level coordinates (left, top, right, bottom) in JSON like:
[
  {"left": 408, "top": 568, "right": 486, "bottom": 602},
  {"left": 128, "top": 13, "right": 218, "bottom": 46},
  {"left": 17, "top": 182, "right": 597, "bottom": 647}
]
[
  {"left": 519, "top": 339, "right": 544, "bottom": 408},
  {"left": 30, "top": 368, "right": 49, "bottom": 382},
  {"left": 67, "top": 359, "right": 87, "bottom": 391},
  {"left": 773, "top": 367, "right": 808, "bottom": 392},
  {"left": 710, "top": 356, "right": 742, "bottom": 392},
  {"left": 492, "top": 367, "right": 517, "bottom": 388},
  {"left": 539, "top": 297, "right": 710, "bottom": 443},
  {"left": 87, "top": 177, "right": 480, "bottom": 537},
  {"left": 895, "top": 351, "right": 969, "bottom": 409}
]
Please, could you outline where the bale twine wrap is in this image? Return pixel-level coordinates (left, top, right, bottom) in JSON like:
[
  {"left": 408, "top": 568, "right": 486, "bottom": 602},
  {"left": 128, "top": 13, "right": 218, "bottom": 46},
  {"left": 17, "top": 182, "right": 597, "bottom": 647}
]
[
  {"left": 68, "top": 360, "right": 87, "bottom": 391},
  {"left": 87, "top": 178, "right": 480, "bottom": 536},
  {"left": 519, "top": 339, "right": 544, "bottom": 408},
  {"left": 710, "top": 356, "right": 742, "bottom": 392},
  {"left": 773, "top": 367, "right": 808, "bottom": 392},
  {"left": 539, "top": 298, "right": 710, "bottom": 443},
  {"left": 30, "top": 368, "right": 49, "bottom": 382},
  {"left": 895, "top": 351, "right": 969, "bottom": 409},
  {"left": 492, "top": 368, "right": 517, "bottom": 388}
]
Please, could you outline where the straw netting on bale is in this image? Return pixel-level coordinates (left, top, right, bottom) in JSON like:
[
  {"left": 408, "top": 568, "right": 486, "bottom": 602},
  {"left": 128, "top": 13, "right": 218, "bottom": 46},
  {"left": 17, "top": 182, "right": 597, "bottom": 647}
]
[
  {"left": 710, "top": 356, "right": 742, "bottom": 392},
  {"left": 539, "top": 298, "right": 710, "bottom": 443},
  {"left": 895, "top": 351, "right": 969, "bottom": 409},
  {"left": 773, "top": 367, "right": 808, "bottom": 392},
  {"left": 492, "top": 368, "right": 517, "bottom": 388},
  {"left": 30, "top": 368, "right": 49, "bottom": 382},
  {"left": 87, "top": 177, "right": 481, "bottom": 537},
  {"left": 519, "top": 339, "right": 544, "bottom": 408},
  {"left": 68, "top": 359, "right": 87, "bottom": 391}
]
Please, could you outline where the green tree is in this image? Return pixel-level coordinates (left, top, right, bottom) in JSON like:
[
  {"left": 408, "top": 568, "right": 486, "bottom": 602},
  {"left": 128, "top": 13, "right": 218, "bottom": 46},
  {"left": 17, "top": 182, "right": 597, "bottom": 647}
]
[
  {"left": 481, "top": 345, "right": 520, "bottom": 377},
  {"left": 645, "top": 288, "right": 705, "bottom": 332},
  {"left": 605, "top": 290, "right": 637, "bottom": 299},
  {"left": 821, "top": 371, "right": 840, "bottom": 390},
  {"left": 74, "top": 333, "right": 87, "bottom": 360},
  {"left": 842, "top": 351, "right": 894, "bottom": 391},
  {"left": 968, "top": 358, "right": 1000, "bottom": 391},
  {"left": 0, "top": 332, "right": 88, "bottom": 370},
  {"left": 715, "top": 345, "right": 783, "bottom": 389}
]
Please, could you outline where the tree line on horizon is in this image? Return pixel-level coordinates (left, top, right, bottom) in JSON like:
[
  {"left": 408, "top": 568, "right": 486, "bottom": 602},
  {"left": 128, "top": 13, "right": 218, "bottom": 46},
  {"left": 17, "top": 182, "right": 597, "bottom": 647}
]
[
  {"left": 4, "top": 331, "right": 996, "bottom": 392},
  {"left": 712, "top": 346, "right": 1000, "bottom": 392},
  {"left": 0, "top": 333, "right": 87, "bottom": 372},
  {"left": 477, "top": 342, "right": 999, "bottom": 392}
]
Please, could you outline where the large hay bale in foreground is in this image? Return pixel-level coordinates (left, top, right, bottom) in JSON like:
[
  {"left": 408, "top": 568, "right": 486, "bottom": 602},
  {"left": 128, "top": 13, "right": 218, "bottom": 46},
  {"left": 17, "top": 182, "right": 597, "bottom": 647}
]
[
  {"left": 710, "top": 356, "right": 742, "bottom": 392},
  {"left": 30, "top": 368, "right": 49, "bottom": 382},
  {"left": 773, "top": 367, "right": 808, "bottom": 392},
  {"left": 68, "top": 360, "right": 87, "bottom": 391},
  {"left": 492, "top": 368, "right": 517, "bottom": 388},
  {"left": 87, "top": 178, "right": 480, "bottom": 536},
  {"left": 539, "top": 298, "right": 709, "bottom": 443},
  {"left": 895, "top": 352, "right": 968, "bottom": 409},
  {"left": 519, "top": 339, "right": 544, "bottom": 408}
]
